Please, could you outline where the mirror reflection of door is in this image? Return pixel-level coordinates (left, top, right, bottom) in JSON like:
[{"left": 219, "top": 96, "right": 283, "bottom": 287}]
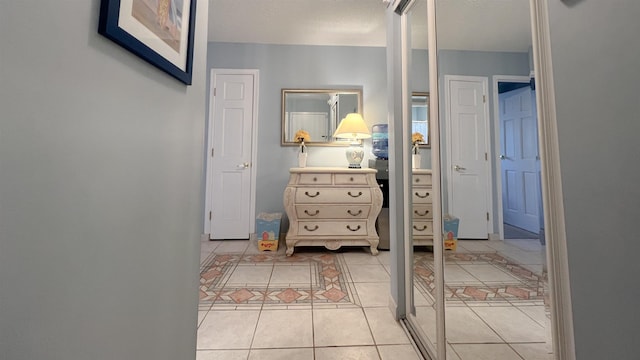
[{"left": 435, "top": 1, "right": 554, "bottom": 359}]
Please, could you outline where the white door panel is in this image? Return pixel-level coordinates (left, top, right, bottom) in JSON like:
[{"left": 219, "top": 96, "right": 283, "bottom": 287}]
[
  {"left": 209, "top": 73, "right": 256, "bottom": 239},
  {"left": 446, "top": 77, "right": 491, "bottom": 239},
  {"left": 500, "top": 86, "right": 540, "bottom": 233}
]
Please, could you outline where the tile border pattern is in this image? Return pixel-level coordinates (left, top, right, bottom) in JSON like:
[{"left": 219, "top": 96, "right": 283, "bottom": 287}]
[
  {"left": 414, "top": 251, "right": 548, "bottom": 305},
  {"left": 199, "top": 251, "right": 361, "bottom": 309}
]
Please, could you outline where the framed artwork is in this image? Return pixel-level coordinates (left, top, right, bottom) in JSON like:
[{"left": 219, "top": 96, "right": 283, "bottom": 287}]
[{"left": 98, "top": 0, "right": 197, "bottom": 85}]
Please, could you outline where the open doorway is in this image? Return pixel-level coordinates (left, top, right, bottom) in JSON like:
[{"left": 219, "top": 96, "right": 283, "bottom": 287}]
[{"left": 494, "top": 76, "right": 545, "bottom": 243}]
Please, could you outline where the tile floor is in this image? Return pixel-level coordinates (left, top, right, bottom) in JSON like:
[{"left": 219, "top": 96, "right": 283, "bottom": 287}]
[
  {"left": 422, "top": 239, "right": 553, "bottom": 360},
  {"left": 197, "top": 240, "right": 421, "bottom": 360},
  {"left": 197, "top": 238, "right": 552, "bottom": 360}
]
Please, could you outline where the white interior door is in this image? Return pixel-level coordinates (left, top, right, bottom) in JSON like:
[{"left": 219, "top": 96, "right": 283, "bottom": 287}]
[
  {"left": 207, "top": 71, "right": 257, "bottom": 239},
  {"left": 446, "top": 76, "right": 491, "bottom": 239},
  {"left": 500, "top": 86, "right": 540, "bottom": 233}
]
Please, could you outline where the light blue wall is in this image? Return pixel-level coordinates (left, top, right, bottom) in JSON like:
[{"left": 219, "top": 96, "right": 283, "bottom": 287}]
[
  {"left": 0, "top": 1, "right": 208, "bottom": 359},
  {"left": 548, "top": 1, "right": 640, "bottom": 358},
  {"left": 206, "top": 43, "right": 528, "bottom": 230},
  {"left": 207, "top": 43, "right": 404, "bottom": 216}
]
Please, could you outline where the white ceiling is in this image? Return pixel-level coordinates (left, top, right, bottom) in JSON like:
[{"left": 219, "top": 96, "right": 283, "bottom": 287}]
[{"left": 207, "top": 0, "right": 532, "bottom": 52}]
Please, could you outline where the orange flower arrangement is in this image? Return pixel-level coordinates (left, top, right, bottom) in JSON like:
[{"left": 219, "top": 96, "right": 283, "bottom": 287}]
[
  {"left": 412, "top": 132, "right": 424, "bottom": 154},
  {"left": 294, "top": 129, "right": 310, "bottom": 153}
]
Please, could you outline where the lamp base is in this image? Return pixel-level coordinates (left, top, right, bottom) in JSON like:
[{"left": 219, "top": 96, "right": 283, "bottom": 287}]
[{"left": 345, "top": 143, "right": 365, "bottom": 169}]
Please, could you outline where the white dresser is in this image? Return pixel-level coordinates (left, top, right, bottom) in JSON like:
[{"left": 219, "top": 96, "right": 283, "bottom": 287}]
[
  {"left": 412, "top": 169, "right": 434, "bottom": 246},
  {"left": 283, "top": 167, "right": 383, "bottom": 256}
]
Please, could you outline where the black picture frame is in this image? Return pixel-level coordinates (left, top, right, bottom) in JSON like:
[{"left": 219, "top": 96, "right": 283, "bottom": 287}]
[{"left": 98, "top": 0, "right": 197, "bottom": 85}]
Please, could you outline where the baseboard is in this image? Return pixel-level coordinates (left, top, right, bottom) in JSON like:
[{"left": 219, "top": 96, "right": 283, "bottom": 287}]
[
  {"left": 201, "top": 233, "right": 210, "bottom": 241},
  {"left": 489, "top": 233, "right": 500, "bottom": 241}
]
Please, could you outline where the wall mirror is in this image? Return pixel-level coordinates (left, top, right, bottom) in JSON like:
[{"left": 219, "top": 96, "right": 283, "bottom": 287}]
[
  {"left": 281, "top": 88, "right": 363, "bottom": 146},
  {"left": 412, "top": 92, "right": 430, "bottom": 148}
]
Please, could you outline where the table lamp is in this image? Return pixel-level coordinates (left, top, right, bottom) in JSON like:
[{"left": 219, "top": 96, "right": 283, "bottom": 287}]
[{"left": 333, "top": 113, "right": 371, "bottom": 168}]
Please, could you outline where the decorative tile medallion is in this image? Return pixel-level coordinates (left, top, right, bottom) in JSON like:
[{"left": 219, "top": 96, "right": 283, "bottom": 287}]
[
  {"left": 414, "top": 251, "right": 548, "bottom": 304},
  {"left": 199, "top": 251, "right": 359, "bottom": 308}
]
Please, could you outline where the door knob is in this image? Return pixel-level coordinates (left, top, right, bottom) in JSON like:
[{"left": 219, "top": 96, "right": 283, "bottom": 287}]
[
  {"left": 454, "top": 165, "right": 466, "bottom": 171},
  {"left": 499, "top": 154, "right": 506, "bottom": 160},
  {"left": 237, "top": 162, "right": 250, "bottom": 169}
]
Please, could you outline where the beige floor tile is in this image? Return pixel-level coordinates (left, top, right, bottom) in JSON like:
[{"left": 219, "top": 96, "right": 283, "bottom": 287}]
[
  {"left": 225, "top": 264, "right": 273, "bottom": 286},
  {"left": 269, "top": 264, "right": 311, "bottom": 285},
  {"left": 451, "top": 343, "right": 522, "bottom": 360},
  {"left": 315, "top": 346, "right": 380, "bottom": 360},
  {"left": 249, "top": 348, "right": 314, "bottom": 360},
  {"left": 445, "top": 307, "right": 503, "bottom": 343},
  {"left": 354, "top": 282, "right": 391, "bottom": 307},
  {"left": 364, "top": 307, "right": 410, "bottom": 345},
  {"left": 459, "top": 264, "right": 519, "bottom": 282},
  {"left": 376, "top": 250, "right": 392, "bottom": 265},
  {"left": 414, "top": 306, "right": 438, "bottom": 345},
  {"left": 196, "top": 349, "right": 249, "bottom": 360},
  {"left": 444, "top": 264, "right": 479, "bottom": 283},
  {"left": 197, "top": 311, "right": 207, "bottom": 328},
  {"left": 378, "top": 344, "right": 422, "bottom": 360},
  {"left": 252, "top": 310, "right": 313, "bottom": 348},
  {"left": 342, "top": 251, "right": 385, "bottom": 265},
  {"left": 517, "top": 305, "right": 549, "bottom": 328},
  {"left": 313, "top": 308, "right": 375, "bottom": 346},
  {"left": 197, "top": 310, "right": 260, "bottom": 349},
  {"left": 214, "top": 240, "right": 250, "bottom": 254},
  {"left": 472, "top": 306, "right": 547, "bottom": 343},
  {"left": 511, "top": 343, "right": 554, "bottom": 360},
  {"left": 348, "top": 264, "right": 390, "bottom": 282}
]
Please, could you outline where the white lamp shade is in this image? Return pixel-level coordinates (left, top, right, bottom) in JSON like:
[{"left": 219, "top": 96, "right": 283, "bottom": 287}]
[{"left": 333, "top": 113, "right": 371, "bottom": 140}]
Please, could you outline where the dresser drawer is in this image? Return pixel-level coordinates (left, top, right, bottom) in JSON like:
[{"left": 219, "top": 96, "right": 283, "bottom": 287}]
[
  {"left": 413, "top": 174, "right": 432, "bottom": 186},
  {"left": 295, "top": 188, "right": 372, "bottom": 203},
  {"left": 334, "top": 173, "right": 370, "bottom": 185},
  {"left": 412, "top": 220, "right": 433, "bottom": 236},
  {"left": 413, "top": 205, "right": 433, "bottom": 219},
  {"left": 296, "top": 205, "right": 370, "bottom": 219},
  {"left": 412, "top": 188, "right": 433, "bottom": 204},
  {"left": 298, "top": 173, "right": 332, "bottom": 185},
  {"left": 297, "top": 220, "right": 368, "bottom": 236}
]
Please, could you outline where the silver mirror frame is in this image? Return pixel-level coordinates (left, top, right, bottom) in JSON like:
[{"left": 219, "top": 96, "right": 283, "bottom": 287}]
[{"left": 281, "top": 88, "right": 363, "bottom": 146}]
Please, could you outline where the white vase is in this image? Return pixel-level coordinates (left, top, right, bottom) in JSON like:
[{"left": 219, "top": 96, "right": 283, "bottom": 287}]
[
  {"left": 298, "top": 152, "right": 308, "bottom": 168},
  {"left": 412, "top": 154, "right": 421, "bottom": 169}
]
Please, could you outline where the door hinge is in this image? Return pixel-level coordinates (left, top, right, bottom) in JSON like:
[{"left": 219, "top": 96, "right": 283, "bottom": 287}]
[
  {"left": 483, "top": 94, "right": 486, "bottom": 103},
  {"left": 485, "top": 152, "right": 488, "bottom": 161},
  {"left": 209, "top": 211, "right": 212, "bottom": 220},
  {"left": 211, "top": 148, "right": 214, "bottom": 157},
  {"left": 486, "top": 212, "right": 490, "bottom": 221},
  {"left": 213, "top": 88, "right": 216, "bottom": 96}
]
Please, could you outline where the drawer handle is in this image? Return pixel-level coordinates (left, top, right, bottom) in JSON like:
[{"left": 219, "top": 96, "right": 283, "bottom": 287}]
[
  {"left": 304, "top": 191, "right": 320, "bottom": 198},
  {"left": 413, "top": 224, "right": 429, "bottom": 231},
  {"left": 304, "top": 225, "right": 319, "bottom": 232},
  {"left": 350, "top": 177, "right": 354, "bottom": 182},
  {"left": 415, "top": 192, "right": 430, "bottom": 199},
  {"left": 346, "top": 225, "right": 361, "bottom": 232},
  {"left": 414, "top": 209, "right": 430, "bottom": 217},
  {"left": 415, "top": 178, "right": 420, "bottom": 183},
  {"left": 313, "top": 177, "right": 318, "bottom": 182},
  {"left": 304, "top": 209, "right": 320, "bottom": 216},
  {"left": 347, "top": 209, "right": 362, "bottom": 216},
  {"left": 348, "top": 191, "right": 363, "bottom": 198}
]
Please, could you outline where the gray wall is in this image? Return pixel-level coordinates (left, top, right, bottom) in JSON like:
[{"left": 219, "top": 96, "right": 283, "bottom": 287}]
[
  {"left": 207, "top": 43, "right": 401, "bottom": 216},
  {"left": 0, "top": 1, "right": 209, "bottom": 359},
  {"left": 547, "top": 1, "right": 640, "bottom": 358}
]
